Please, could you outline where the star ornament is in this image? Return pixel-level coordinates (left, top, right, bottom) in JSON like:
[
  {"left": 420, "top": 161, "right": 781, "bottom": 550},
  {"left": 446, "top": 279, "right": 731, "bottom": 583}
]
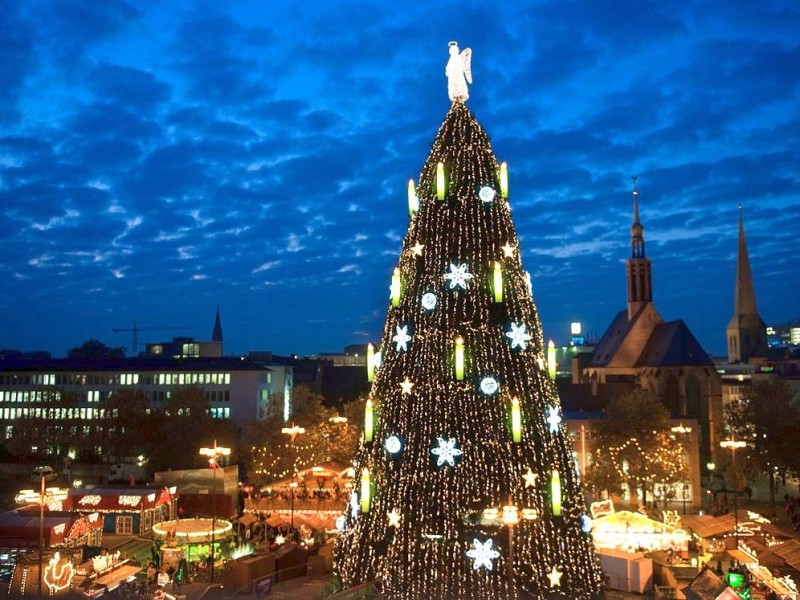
[
  {"left": 506, "top": 322, "right": 533, "bottom": 350},
  {"left": 466, "top": 538, "right": 500, "bottom": 571},
  {"left": 546, "top": 406, "right": 562, "bottom": 434},
  {"left": 501, "top": 242, "right": 515, "bottom": 258},
  {"left": 387, "top": 509, "right": 401, "bottom": 528},
  {"left": 523, "top": 468, "right": 539, "bottom": 488},
  {"left": 444, "top": 263, "right": 473, "bottom": 290},
  {"left": 431, "top": 437, "right": 462, "bottom": 467},
  {"left": 547, "top": 565, "right": 563, "bottom": 588},
  {"left": 393, "top": 324, "right": 412, "bottom": 352},
  {"left": 410, "top": 242, "right": 425, "bottom": 256},
  {"left": 399, "top": 378, "right": 414, "bottom": 395}
]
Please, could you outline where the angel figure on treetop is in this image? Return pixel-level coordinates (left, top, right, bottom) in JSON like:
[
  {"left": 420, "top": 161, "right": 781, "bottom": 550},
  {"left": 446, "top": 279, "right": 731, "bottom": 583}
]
[{"left": 446, "top": 41, "right": 472, "bottom": 102}]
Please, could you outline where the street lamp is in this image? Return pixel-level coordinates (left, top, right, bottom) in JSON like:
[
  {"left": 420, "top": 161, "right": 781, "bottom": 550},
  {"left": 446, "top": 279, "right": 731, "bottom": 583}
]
[
  {"left": 500, "top": 503, "right": 519, "bottom": 590},
  {"left": 281, "top": 424, "right": 306, "bottom": 531},
  {"left": 720, "top": 438, "right": 747, "bottom": 550},
  {"left": 199, "top": 440, "right": 231, "bottom": 583},
  {"left": 22, "top": 479, "right": 68, "bottom": 596}
]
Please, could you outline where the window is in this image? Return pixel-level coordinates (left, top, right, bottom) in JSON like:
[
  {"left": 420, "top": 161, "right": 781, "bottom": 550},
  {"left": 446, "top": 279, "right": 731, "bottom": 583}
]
[{"left": 115, "top": 516, "right": 134, "bottom": 534}]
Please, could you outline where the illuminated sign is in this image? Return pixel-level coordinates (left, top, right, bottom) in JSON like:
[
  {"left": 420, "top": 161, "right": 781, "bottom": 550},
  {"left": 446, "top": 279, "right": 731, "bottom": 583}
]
[{"left": 43, "top": 552, "right": 74, "bottom": 592}]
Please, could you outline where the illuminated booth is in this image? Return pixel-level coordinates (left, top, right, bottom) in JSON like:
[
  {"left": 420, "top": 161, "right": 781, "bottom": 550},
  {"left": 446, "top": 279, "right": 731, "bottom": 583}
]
[{"left": 66, "top": 486, "right": 176, "bottom": 535}]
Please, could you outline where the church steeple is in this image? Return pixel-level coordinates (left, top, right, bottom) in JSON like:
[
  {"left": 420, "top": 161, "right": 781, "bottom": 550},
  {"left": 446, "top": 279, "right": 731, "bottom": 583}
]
[
  {"left": 726, "top": 207, "right": 767, "bottom": 363},
  {"left": 626, "top": 176, "right": 653, "bottom": 319},
  {"left": 212, "top": 307, "right": 223, "bottom": 348}
]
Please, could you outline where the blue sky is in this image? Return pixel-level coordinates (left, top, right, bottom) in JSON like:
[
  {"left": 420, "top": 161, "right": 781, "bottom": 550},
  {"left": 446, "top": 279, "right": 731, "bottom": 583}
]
[{"left": 1, "top": 0, "right": 798, "bottom": 358}]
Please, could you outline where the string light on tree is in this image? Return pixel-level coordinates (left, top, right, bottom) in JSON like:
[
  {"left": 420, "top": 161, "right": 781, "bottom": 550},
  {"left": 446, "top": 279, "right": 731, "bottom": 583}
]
[{"left": 333, "top": 44, "right": 603, "bottom": 600}]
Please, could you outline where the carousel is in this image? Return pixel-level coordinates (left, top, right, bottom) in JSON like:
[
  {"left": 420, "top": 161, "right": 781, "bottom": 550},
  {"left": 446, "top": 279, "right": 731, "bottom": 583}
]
[
  {"left": 152, "top": 518, "right": 234, "bottom": 570},
  {"left": 246, "top": 461, "right": 353, "bottom": 531}
]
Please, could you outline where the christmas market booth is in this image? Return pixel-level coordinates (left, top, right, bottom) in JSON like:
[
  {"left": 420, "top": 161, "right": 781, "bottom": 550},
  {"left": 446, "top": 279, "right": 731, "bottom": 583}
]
[
  {"left": 66, "top": 486, "right": 177, "bottom": 535},
  {"left": 7, "top": 548, "right": 139, "bottom": 597},
  {"left": 246, "top": 461, "right": 352, "bottom": 531},
  {"left": 0, "top": 508, "right": 103, "bottom": 550}
]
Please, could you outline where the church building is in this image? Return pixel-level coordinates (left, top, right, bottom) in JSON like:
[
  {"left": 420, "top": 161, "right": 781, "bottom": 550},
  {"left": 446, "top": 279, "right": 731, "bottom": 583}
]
[{"left": 577, "top": 179, "right": 723, "bottom": 463}]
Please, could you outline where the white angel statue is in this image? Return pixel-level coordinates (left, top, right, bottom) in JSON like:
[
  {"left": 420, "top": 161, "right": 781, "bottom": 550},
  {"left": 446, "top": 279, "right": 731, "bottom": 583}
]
[{"left": 446, "top": 41, "right": 472, "bottom": 102}]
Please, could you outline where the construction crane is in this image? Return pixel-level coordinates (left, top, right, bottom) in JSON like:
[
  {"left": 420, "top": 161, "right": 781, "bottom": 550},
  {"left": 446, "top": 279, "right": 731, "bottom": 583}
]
[{"left": 112, "top": 321, "right": 190, "bottom": 356}]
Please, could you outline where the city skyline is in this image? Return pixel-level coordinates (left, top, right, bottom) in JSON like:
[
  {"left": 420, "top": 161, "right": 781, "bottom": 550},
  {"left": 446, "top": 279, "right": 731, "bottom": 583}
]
[{"left": 1, "top": 1, "right": 798, "bottom": 358}]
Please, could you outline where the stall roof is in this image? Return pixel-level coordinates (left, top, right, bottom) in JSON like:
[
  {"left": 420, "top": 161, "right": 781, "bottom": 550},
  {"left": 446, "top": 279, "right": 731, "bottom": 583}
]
[
  {"left": 759, "top": 539, "right": 800, "bottom": 572},
  {"left": 67, "top": 487, "right": 174, "bottom": 512}
]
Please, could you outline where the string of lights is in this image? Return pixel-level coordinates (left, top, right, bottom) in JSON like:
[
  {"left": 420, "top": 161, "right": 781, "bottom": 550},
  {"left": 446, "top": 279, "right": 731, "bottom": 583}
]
[{"left": 333, "top": 102, "right": 603, "bottom": 599}]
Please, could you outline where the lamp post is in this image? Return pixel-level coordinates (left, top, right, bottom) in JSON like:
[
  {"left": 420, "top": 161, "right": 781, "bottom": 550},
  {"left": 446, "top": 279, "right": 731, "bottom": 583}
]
[
  {"left": 281, "top": 424, "right": 306, "bottom": 530},
  {"left": 501, "top": 502, "right": 520, "bottom": 594},
  {"left": 27, "top": 478, "right": 68, "bottom": 596},
  {"left": 720, "top": 438, "right": 747, "bottom": 550},
  {"left": 199, "top": 440, "right": 231, "bottom": 583}
]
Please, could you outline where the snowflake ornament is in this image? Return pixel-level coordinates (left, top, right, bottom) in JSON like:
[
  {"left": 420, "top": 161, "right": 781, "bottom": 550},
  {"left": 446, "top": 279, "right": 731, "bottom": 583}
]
[
  {"left": 393, "top": 324, "right": 412, "bottom": 352},
  {"left": 431, "top": 437, "right": 462, "bottom": 467},
  {"left": 505, "top": 322, "right": 533, "bottom": 350},
  {"left": 546, "top": 406, "right": 562, "bottom": 434},
  {"left": 444, "top": 263, "right": 473, "bottom": 290},
  {"left": 466, "top": 538, "right": 501, "bottom": 571}
]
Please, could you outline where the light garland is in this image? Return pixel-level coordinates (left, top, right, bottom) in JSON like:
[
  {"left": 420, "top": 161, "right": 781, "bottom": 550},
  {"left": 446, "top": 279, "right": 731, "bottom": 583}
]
[{"left": 333, "top": 98, "right": 603, "bottom": 600}]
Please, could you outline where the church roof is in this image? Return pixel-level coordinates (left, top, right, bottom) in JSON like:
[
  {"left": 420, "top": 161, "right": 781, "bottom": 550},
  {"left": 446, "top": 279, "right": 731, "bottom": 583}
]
[
  {"left": 587, "top": 309, "right": 637, "bottom": 367},
  {"left": 636, "top": 320, "right": 714, "bottom": 367}
]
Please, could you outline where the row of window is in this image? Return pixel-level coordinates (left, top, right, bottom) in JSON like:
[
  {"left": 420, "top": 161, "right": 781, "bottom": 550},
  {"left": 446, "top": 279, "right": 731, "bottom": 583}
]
[
  {"left": 0, "top": 405, "right": 232, "bottom": 423},
  {"left": 0, "top": 372, "right": 233, "bottom": 386},
  {"left": 0, "top": 389, "right": 232, "bottom": 404}
]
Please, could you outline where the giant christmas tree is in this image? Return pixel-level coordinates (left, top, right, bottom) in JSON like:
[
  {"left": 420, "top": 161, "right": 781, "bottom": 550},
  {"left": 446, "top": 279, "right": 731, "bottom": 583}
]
[{"left": 334, "top": 43, "right": 604, "bottom": 599}]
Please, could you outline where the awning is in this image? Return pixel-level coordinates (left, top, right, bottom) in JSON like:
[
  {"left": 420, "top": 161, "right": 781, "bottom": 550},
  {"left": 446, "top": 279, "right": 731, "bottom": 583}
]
[
  {"left": 727, "top": 549, "right": 756, "bottom": 564},
  {"left": 92, "top": 564, "right": 142, "bottom": 590}
]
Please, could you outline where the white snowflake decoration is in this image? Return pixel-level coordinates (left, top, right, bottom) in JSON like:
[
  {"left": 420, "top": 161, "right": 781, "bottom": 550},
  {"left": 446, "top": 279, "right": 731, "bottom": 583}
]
[
  {"left": 546, "top": 406, "right": 562, "bottom": 434},
  {"left": 393, "top": 324, "right": 411, "bottom": 352},
  {"left": 444, "top": 263, "right": 473, "bottom": 290},
  {"left": 505, "top": 322, "right": 532, "bottom": 350},
  {"left": 431, "top": 437, "right": 462, "bottom": 467},
  {"left": 466, "top": 538, "right": 500, "bottom": 571},
  {"left": 581, "top": 514, "right": 593, "bottom": 533}
]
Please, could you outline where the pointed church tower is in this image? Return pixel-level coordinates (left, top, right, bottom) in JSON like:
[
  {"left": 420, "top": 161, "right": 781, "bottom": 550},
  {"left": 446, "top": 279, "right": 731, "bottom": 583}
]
[
  {"left": 727, "top": 207, "right": 767, "bottom": 363},
  {"left": 626, "top": 176, "right": 653, "bottom": 319},
  {"left": 212, "top": 307, "right": 223, "bottom": 353}
]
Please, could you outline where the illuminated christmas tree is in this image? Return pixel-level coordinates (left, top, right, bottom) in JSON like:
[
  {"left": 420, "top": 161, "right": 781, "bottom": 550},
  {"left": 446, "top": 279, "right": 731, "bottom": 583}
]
[{"left": 333, "top": 43, "right": 603, "bottom": 599}]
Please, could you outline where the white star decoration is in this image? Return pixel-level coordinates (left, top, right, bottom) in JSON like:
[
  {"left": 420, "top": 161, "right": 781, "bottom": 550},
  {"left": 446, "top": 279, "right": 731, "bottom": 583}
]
[
  {"left": 547, "top": 565, "right": 563, "bottom": 587},
  {"left": 466, "top": 538, "right": 500, "bottom": 571},
  {"left": 410, "top": 242, "right": 424, "bottom": 256},
  {"left": 444, "top": 263, "right": 473, "bottom": 289},
  {"left": 501, "top": 242, "right": 515, "bottom": 258},
  {"left": 546, "top": 406, "right": 562, "bottom": 434},
  {"left": 393, "top": 324, "right": 411, "bottom": 352},
  {"left": 275, "top": 534, "right": 286, "bottom": 545},
  {"left": 523, "top": 468, "right": 539, "bottom": 488},
  {"left": 506, "top": 322, "right": 532, "bottom": 350},
  {"left": 431, "top": 437, "right": 462, "bottom": 467},
  {"left": 399, "top": 378, "right": 414, "bottom": 395},
  {"left": 387, "top": 509, "right": 401, "bottom": 528}
]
